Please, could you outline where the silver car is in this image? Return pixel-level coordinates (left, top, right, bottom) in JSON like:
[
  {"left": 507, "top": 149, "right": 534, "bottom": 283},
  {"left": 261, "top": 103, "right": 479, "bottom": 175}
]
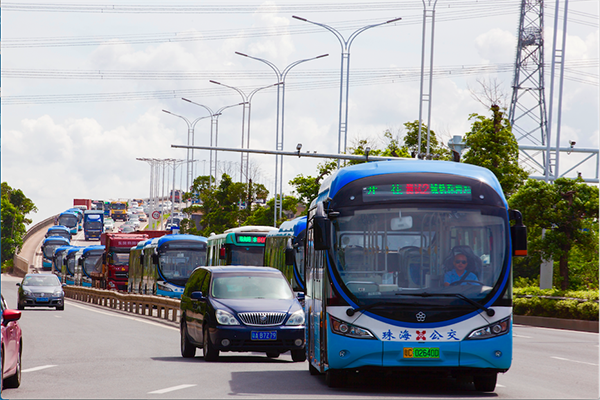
[{"left": 17, "top": 274, "right": 65, "bottom": 310}]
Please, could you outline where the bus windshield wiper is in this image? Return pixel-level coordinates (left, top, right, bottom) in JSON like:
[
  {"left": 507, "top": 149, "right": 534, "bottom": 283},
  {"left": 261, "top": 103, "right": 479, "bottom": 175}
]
[
  {"left": 395, "top": 292, "right": 495, "bottom": 317},
  {"left": 346, "top": 301, "right": 403, "bottom": 317}
]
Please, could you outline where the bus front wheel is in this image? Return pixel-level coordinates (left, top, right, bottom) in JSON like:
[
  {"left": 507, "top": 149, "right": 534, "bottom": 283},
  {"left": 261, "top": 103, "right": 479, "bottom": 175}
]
[
  {"left": 325, "top": 369, "right": 346, "bottom": 388},
  {"left": 473, "top": 373, "right": 497, "bottom": 392}
]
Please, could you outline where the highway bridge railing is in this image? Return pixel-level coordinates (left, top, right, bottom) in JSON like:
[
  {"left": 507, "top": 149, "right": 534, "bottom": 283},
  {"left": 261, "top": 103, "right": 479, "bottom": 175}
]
[{"left": 64, "top": 286, "right": 181, "bottom": 324}]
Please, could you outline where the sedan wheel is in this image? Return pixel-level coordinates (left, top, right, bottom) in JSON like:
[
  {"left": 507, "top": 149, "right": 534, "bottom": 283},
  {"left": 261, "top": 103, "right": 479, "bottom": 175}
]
[
  {"left": 291, "top": 349, "right": 307, "bottom": 362},
  {"left": 3, "top": 347, "right": 22, "bottom": 389},
  {"left": 180, "top": 322, "right": 196, "bottom": 358},
  {"left": 202, "top": 326, "right": 219, "bottom": 362}
]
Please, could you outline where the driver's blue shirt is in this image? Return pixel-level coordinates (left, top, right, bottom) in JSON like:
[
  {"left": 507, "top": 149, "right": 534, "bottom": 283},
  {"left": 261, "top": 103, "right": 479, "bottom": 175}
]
[{"left": 445, "top": 270, "right": 478, "bottom": 285}]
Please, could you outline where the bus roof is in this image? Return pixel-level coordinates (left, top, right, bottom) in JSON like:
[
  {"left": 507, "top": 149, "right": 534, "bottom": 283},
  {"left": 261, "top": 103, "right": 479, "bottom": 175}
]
[
  {"left": 223, "top": 226, "right": 278, "bottom": 234},
  {"left": 315, "top": 160, "right": 506, "bottom": 206},
  {"left": 82, "top": 245, "right": 105, "bottom": 255},
  {"left": 43, "top": 236, "right": 70, "bottom": 245},
  {"left": 156, "top": 234, "right": 208, "bottom": 246},
  {"left": 267, "top": 216, "right": 307, "bottom": 238}
]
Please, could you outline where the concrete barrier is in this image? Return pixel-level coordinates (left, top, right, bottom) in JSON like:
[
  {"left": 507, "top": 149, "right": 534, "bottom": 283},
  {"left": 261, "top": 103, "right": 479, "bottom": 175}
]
[{"left": 514, "top": 315, "right": 599, "bottom": 333}]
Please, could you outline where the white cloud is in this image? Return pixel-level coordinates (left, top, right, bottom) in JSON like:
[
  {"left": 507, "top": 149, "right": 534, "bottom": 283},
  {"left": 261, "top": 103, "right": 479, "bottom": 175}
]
[{"left": 475, "top": 28, "right": 516, "bottom": 64}]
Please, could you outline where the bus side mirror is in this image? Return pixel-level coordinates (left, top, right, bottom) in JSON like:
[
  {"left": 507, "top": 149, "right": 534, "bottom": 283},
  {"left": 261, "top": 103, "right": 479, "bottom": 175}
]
[
  {"left": 152, "top": 253, "right": 159, "bottom": 264},
  {"left": 313, "top": 203, "right": 331, "bottom": 251},
  {"left": 509, "top": 209, "right": 528, "bottom": 257},
  {"left": 285, "top": 247, "right": 295, "bottom": 266}
]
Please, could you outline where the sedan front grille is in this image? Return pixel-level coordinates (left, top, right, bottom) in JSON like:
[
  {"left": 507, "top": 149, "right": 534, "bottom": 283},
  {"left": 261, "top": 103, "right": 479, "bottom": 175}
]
[{"left": 238, "top": 312, "right": 286, "bottom": 326}]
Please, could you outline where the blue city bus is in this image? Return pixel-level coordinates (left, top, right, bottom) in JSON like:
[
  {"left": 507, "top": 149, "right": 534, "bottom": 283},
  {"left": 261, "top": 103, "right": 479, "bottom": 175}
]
[
  {"left": 206, "top": 226, "right": 277, "bottom": 266},
  {"left": 62, "top": 247, "right": 83, "bottom": 285},
  {"left": 41, "top": 236, "right": 70, "bottom": 271},
  {"left": 77, "top": 245, "right": 105, "bottom": 287},
  {"left": 264, "top": 216, "right": 307, "bottom": 293},
  {"left": 304, "top": 160, "right": 527, "bottom": 391},
  {"left": 134, "top": 234, "right": 208, "bottom": 298},
  {"left": 52, "top": 245, "right": 74, "bottom": 277},
  {"left": 66, "top": 208, "right": 84, "bottom": 232},
  {"left": 57, "top": 211, "right": 79, "bottom": 235},
  {"left": 46, "top": 225, "right": 72, "bottom": 240}
]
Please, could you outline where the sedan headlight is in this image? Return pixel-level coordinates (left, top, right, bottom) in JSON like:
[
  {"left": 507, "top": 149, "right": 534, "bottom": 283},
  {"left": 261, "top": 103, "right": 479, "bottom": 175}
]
[
  {"left": 23, "top": 289, "right": 33, "bottom": 296},
  {"left": 466, "top": 317, "right": 510, "bottom": 340},
  {"left": 286, "top": 310, "right": 305, "bottom": 326},
  {"left": 216, "top": 309, "right": 239, "bottom": 325},
  {"left": 53, "top": 289, "right": 63, "bottom": 296}
]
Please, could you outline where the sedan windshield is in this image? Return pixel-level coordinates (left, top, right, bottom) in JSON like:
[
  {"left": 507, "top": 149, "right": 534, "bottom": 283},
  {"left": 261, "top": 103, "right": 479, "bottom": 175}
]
[
  {"left": 23, "top": 275, "right": 61, "bottom": 287},
  {"left": 212, "top": 275, "right": 293, "bottom": 300}
]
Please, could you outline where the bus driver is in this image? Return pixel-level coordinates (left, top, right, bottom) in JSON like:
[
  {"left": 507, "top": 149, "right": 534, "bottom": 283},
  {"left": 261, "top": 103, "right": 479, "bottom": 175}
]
[{"left": 444, "top": 249, "right": 478, "bottom": 286}]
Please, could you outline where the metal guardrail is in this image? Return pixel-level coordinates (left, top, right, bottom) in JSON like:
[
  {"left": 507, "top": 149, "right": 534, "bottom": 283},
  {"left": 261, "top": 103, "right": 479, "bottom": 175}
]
[{"left": 64, "top": 286, "right": 181, "bottom": 324}]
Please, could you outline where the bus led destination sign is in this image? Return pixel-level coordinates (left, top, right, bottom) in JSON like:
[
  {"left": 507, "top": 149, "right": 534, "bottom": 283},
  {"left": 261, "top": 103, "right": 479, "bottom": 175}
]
[
  {"left": 236, "top": 235, "right": 266, "bottom": 244},
  {"left": 363, "top": 183, "right": 472, "bottom": 202}
]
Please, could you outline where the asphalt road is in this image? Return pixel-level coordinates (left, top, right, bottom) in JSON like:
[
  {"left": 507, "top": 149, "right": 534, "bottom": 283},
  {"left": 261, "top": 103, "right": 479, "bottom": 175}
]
[{"left": 1, "top": 273, "right": 597, "bottom": 399}]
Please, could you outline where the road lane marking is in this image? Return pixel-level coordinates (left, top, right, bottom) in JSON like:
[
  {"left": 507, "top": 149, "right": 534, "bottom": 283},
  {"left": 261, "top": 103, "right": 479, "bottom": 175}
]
[
  {"left": 149, "top": 384, "right": 197, "bottom": 394},
  {"left": 513, "top": 334, "right": 532, "bottom": 338},
  {"left": 22, "top": 365, "right": 58, "bottom": 373},
  {"left": 67, "top": 301, "right": 178, "bottom": 331},
  {"left": 551, "top": 356, "right": 598, "bottom": 366},
  {"left": 496, "top": 384, "right": 506, "bottom": 388}
]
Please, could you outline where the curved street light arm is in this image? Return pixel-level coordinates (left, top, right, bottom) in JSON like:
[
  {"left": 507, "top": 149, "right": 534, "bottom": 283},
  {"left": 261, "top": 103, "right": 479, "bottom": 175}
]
[{"left": 292, "top": 15, "right": 346, "bottom": 49}]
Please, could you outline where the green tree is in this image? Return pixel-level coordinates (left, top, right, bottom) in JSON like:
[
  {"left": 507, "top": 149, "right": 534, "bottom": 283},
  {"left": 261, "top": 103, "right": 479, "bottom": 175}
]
[
  {"left": 462, "top": 105, "right": 529, "bottom": 198},
  {"left": 1, "top": 182, "right": 37, "bottom": 264},
  {"left": 508, "top": 177, "right": 599, "bottom": 290},
  {"left": 245, "top": 195, "right": 299, "bottom": 227},
  {"left": 289, "top": 160, "right": 337, "bottom": 209},
  {"left": 402, "top": 121, "right": 450, "bottom": 159},
  {"left": 180, "top": 174, "right": 272, "bottom": 236}
]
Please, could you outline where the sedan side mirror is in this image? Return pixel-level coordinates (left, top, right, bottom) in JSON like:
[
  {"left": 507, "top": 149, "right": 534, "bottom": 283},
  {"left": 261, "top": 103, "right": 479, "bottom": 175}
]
[
  {"left": 191, "top": 291, "right": 205, "bottom": 301},
  {"left": 16, "top": 283, "right": 21, "bottom": 287}
]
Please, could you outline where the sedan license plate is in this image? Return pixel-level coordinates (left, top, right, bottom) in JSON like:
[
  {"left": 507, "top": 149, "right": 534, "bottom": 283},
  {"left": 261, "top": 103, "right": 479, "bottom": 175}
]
[
  {"left": 403, "top": 347, "right": 439, "bottom": 359},
  {"left": 36, "top": 297, "right": 49, "bottom": 303},
  {"left": 251, "top": 331, "right": 277, "bottom": 341}
]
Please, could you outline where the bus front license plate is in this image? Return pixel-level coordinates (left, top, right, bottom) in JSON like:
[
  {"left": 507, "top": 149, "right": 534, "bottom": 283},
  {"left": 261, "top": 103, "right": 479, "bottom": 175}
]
[
  {"left": 403, "top": 347, "right": 439, "bottom": 359},
  {"left": 251, "top": 331, "right": 277, "bottom": 341}
]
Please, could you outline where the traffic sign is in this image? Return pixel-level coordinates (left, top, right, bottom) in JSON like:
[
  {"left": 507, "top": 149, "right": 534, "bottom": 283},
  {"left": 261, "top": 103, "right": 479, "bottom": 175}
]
[{"left": 151, "top": 211, "right": 161, "bottom": 220}]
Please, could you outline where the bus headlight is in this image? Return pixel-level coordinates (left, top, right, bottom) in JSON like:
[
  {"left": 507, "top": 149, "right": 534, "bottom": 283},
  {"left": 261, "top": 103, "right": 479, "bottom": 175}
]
[
  {"left": 286, "top": 310, "right": 305, "bottom": 326},
  {"left": 466, "top": 317, "right": 510, "bottom": 340},
  {"left": 157, "top": 283, "right": 173, "bottom": 292},
  {"left": 329, "top": 315, "right": 375, "bottom": 339},
  {"left": 216, "top": 309, "right": 239, "bottom": 325}
]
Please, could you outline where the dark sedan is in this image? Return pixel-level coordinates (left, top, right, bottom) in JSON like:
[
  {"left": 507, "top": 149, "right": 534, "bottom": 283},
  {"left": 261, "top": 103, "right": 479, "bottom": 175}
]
[
  {"left": 17, "top": 274, "right": 65, "bottom": 310},
  {"left": 180, "top": 266, "right": 306, "bottom": 362}
]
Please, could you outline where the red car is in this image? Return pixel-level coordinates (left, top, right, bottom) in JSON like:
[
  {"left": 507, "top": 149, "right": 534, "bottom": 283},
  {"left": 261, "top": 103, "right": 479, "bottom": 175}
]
[{"left": 1, "top": 294, "right": 22, "bottom": 391}]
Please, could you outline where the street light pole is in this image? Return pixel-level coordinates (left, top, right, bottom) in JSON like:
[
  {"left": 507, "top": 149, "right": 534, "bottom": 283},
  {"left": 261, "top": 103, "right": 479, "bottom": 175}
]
[
  {"left": 162, "top": 109, "right": 210, "bottom": 193},
  {"left": 181, "top": 99, "right": 245, "bottom": 187},
  {"left": 208, "top": 80, "right": 282, "bottom": 186},
  {"left": 292, "top": 15, "right": 401, "bottom": 167},
  {"left": 235, "top": 51, "right": 328, "bottom": 224}
]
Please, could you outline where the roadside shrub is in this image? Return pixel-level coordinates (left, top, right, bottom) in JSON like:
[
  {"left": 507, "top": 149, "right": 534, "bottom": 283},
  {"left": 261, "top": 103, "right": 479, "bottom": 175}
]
[{"left": 513, "top": 286, "right": 599, "bottom": 321}]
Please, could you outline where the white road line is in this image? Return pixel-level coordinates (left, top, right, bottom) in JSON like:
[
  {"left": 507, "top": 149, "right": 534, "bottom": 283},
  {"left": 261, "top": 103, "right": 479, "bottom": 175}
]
[
  {"left": 22, "top": 365, "right": 58, "bottom": 373},
  {"left": 148, "top": 384, "right": 197, "bottom": 394},
  {"left": 513, "top": 334, "right": 532, "bottom": 338},
  {"left": 551, "top": 356, "right": 599, "bottom": 367},
  {"left": 496, "top": 384, "right": 506, "bottom": 388},
  {"left": 67, "top": 301, "right": 178, "bottom": 331}
]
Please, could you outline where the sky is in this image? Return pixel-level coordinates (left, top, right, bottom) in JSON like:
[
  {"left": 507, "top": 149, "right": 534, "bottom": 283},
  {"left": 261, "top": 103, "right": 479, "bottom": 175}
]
[{"left": 1, "top": 0, "right": 598, "bottom": 226}]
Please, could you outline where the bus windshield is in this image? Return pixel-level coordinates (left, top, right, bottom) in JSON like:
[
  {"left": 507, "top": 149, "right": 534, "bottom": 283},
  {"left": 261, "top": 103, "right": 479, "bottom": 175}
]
[
  {"left": 159, "top": 249, "right": 206, "bottom": 280},
  {"left": 58, "top": 214, "right": 78, "bottom": 228},
  {"left": 332, "top": 205, "right": 507, "bottom": 304},
  {"left": 230, "top": 246, "right": 264, "bottom": 266},
  {"left": 83, "top": 252, "right": 104, "bottom": 275},
  {"left": 43, "top": 243, "right": 64, "bottom": 258}
]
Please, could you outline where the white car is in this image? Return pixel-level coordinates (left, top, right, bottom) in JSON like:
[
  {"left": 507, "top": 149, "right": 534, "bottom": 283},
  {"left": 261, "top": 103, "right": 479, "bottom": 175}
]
[
  {"left": 104, "top": 218, "right": 115, "bottom": 231},
  {"left": 128, "top": 216, "right": 141, "bottom": 229}
]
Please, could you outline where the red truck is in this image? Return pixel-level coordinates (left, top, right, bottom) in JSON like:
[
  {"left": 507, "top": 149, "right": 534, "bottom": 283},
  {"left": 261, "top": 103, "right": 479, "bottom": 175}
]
[
  {"left": 95, "top": 231, "right": 169, "bottom": 291},
  {"left": 74, "top": 198, "right": 92, "bottom": 210}
]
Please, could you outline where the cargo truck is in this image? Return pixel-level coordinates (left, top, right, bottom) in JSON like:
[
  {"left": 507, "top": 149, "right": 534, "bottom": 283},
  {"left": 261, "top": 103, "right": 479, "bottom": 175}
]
[
  {"left": 83, "top": 210, "right": 105, "bottom": 240},
  {"left": 110, "top": 200, "right": 128, "bottom": 221},
  {"left": 96, "top": 231, "right": 169, "bottom": 290},
  {"left": 73, "top": 198, "right": 92, "bottom": 210}
]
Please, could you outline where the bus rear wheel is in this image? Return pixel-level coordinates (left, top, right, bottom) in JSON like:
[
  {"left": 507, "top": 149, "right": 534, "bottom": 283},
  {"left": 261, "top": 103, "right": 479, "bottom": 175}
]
[{"left": 473, "top": 373, "right": 497, "bottom": 392}]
